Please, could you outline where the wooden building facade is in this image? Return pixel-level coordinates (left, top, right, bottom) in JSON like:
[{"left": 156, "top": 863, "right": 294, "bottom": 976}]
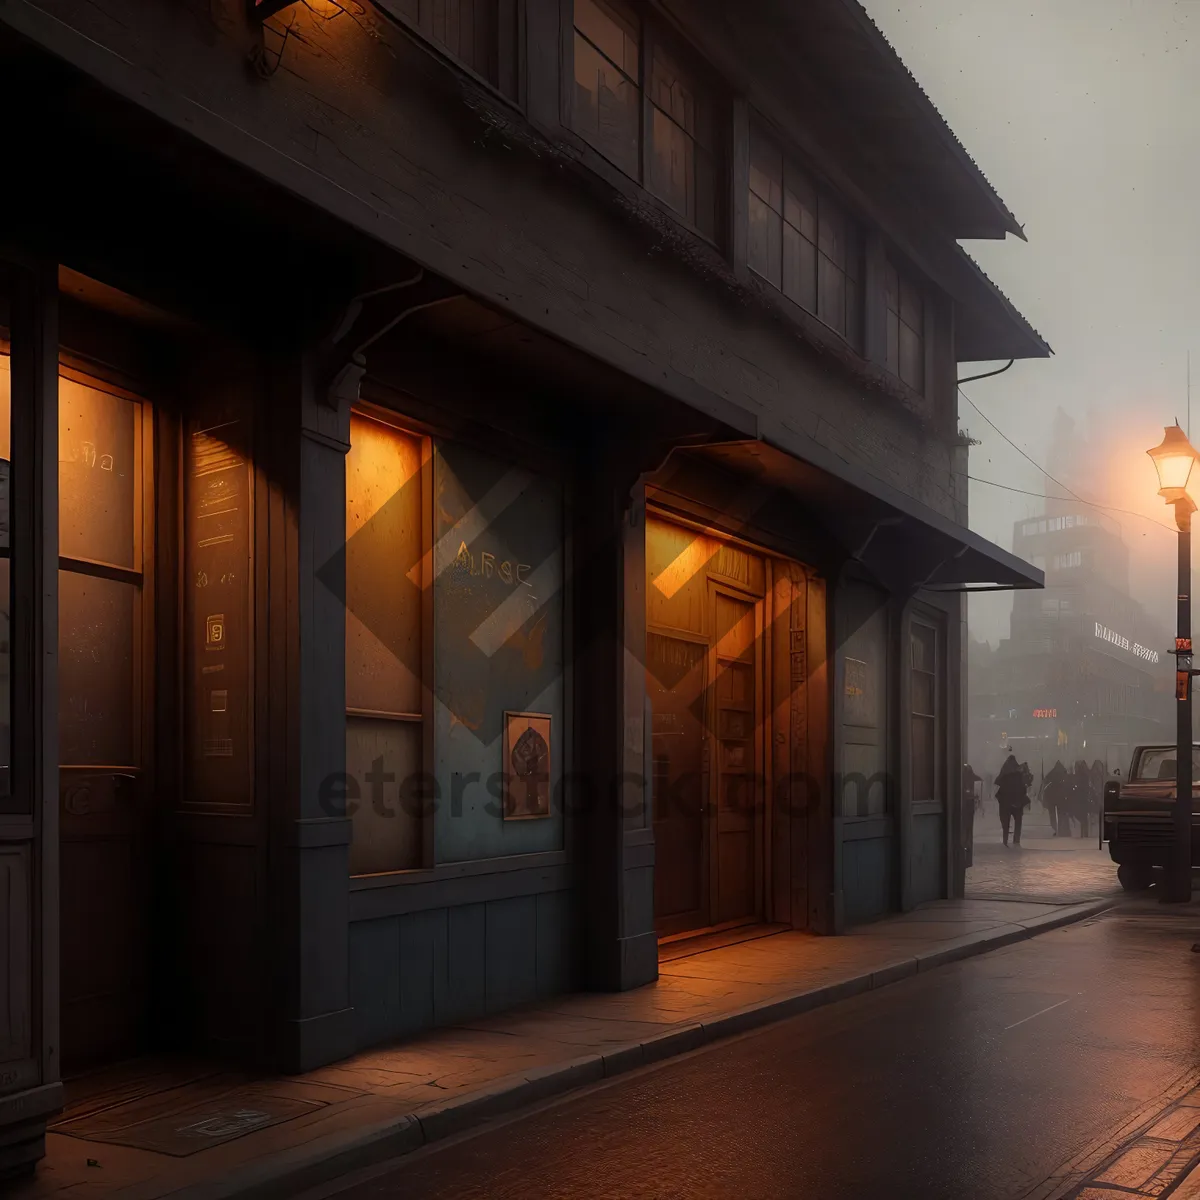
[{"left": 0, "top": 0, "right": 1046, "bottom": 1176}]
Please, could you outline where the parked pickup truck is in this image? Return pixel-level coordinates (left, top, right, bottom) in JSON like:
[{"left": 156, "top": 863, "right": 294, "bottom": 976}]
[{"left": 1103, "top": 743, "right": 1200, "bottom": 891}]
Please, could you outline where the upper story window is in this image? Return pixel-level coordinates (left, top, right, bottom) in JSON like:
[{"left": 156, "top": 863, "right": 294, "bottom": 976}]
[
  {"left": 571, "top": 0, "right": 719, "bottom": 239},
  {"left": 885, "top": 261, "right": 924, "bottom": 392},
  {"left": 748, "top": 125, "right": 861, "bottom": 347},
  {"left": 392, "top": 0, "right": 511, "bottom": 92}
]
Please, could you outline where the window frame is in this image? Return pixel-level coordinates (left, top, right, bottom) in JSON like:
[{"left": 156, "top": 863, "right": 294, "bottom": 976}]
[
  {"left": 345, "top": 402, "right": 436, "bottom": 879},
  {"left": 344, "top": 390, "right": 575, "bottom": 902},
  {"left": 375, "top": 0, "right": 522, "bottom": 103},
  {"left": 563, "top": 0, "right": 727, "bottom": 248},
  {"left": 909, "top": 617, "right": 941, "bottom": 812},
  {"left": 885, "top": 257, "right": 927, "bottom": 395},
  {"left": 746, "top": 118, "right": 864, "bottom": 352}
]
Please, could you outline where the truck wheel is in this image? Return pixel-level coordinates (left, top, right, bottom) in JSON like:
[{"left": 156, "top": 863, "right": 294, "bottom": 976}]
[{"left": 1117, "top": 863, "right": 1154, "bottom": 892}]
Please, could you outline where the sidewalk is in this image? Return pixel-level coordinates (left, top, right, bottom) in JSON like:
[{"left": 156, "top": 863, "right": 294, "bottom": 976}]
[
  {"left": 19, "top": 894, "right": 1118, "bottom": 1200},
  {"left": 967, "top": 840, "right": 1120, "bottom": 906}
]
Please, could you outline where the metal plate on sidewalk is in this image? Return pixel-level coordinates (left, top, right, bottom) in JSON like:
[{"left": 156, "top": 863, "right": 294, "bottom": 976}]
[{"left": 54, "top": 1084, "right": 326, "bottom": 1156}]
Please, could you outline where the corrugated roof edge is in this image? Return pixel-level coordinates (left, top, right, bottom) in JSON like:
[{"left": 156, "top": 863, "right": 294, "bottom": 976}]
[
  {"left": 843, "top": 0, "right": 1027, "bottom": 242},
  {"left": 958, "top": 245, "right": 1054, "bottom": 358}
]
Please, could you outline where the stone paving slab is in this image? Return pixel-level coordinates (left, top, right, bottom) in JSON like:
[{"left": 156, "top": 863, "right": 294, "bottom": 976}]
[
  {"left": 967, "top": 843, "right": 1120, "bottom": 904},
  {"left": 16, "top": 894, "right": 1119, "bottom": 1200}
]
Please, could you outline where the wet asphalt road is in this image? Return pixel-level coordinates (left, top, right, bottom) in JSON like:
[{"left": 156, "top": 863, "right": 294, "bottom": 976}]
[{"left": 308, "top": 901, "right": 1200, "bottom": 1200}]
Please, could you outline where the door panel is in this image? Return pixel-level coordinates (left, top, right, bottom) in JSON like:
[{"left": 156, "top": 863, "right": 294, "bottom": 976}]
[
  {"left": 712, "top": 594, "right": 758, "bottom": 926},
  {"left": 648, "top": 631, "right": 708, "bottom": 934},
  {"left": 57, "top": 371, "right": 149, "bottom": 1072}
]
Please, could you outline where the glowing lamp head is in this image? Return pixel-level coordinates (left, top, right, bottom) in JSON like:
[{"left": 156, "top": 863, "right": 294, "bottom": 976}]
[{"left": 1147, "top": 423, "right": 1200, "bottom": 505}]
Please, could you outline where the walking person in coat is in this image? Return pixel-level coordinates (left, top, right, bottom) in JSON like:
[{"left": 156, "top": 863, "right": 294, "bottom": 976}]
[
  {"left": 1071, "top": 759, "right": 1092, "bottom": 838},
  {"left": 995, "top": 751, "right": 1031, "bottom": 847},
  {"left": 1042, "top": 759, "right": 1069, "bottom": 837}
]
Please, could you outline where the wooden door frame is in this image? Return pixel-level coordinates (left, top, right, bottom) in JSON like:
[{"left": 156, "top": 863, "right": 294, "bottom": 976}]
[
  {"left": 647, "top": 621, "right": 711, "bottom": 938},
  {"left": 707, "top": 578, "right": 766, "bottom": 932}
]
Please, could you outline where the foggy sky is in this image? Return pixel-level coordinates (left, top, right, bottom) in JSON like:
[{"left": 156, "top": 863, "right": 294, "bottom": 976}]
[{"left": 862, "top": 0, "right": 1200, "bottom": 647}]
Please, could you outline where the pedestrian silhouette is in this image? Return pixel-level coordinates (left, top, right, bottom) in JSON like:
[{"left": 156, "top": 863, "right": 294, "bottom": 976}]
[
  {"left": 1042, "top": 759, "right": 1069, "bottom": 837},
  {"left": 995, "top": 751, "right": 1031, "bottom": 847}
]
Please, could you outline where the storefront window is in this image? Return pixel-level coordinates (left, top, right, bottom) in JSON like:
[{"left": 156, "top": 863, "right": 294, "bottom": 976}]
[
  {"left": 345, "top": 411, "right": 426, "bottom": 875},
  {"left": 841, "top": 584, "right": 888, "bottom": 817},
  {"left": 433, "top": 441, "right": 564, "bottom": 865},
  {"left": 911, "top": 624, "right": 938, "bottom": 805},
  {"left": 58, "top": 372, "right": 142, "bottom": 769}
]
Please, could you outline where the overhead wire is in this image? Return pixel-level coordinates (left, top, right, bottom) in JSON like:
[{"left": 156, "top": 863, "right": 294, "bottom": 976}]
[{"left": 957, "top": 385, "right": 1178, "bottom": 535}]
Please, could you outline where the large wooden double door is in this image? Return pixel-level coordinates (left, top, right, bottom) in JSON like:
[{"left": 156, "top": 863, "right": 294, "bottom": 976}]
[{"left": 647, "top": 518, "right": 765, "bottom": 938}]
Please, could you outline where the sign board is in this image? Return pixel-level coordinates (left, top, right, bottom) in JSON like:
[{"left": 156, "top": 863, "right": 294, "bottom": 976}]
[
  {"left": 1032, "top": 708, "right": 1057, "bottom": 718},
  {"left": 1178, "top": 638, "right": 1193, "bottom": 654},
  {"left": 1094, "top": 622, "right": 1160, "bottom": 664}
]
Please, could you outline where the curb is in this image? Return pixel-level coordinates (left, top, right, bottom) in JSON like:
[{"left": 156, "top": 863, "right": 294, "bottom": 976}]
[{"left": 162, "top": 895, "right": 1120, "bottom": 1200}]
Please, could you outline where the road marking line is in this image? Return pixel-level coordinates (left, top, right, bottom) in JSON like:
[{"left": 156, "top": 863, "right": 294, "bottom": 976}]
[{"left": 1004, "top": 997, "right": 1072, "bottom": 1031}]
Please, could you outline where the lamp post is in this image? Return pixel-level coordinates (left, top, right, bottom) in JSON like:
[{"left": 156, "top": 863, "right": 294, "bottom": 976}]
[{"left": 1147, "top": 422, "right": 1200, "bottom": 903}]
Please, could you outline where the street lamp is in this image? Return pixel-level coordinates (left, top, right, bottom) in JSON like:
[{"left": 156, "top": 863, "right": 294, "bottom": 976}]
[{"left": 1147, "top": 422, "right": 1200, "bottom": 902}]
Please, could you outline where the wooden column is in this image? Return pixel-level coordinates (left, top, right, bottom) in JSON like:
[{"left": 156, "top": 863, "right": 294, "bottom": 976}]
[
  {"left": 0, "top": 256, "right": 61, "bottom": 1178},
  {"left": 268, "top": 353, "right": 355, "bottom": 1072},
  {"left": 573, "top": 441, "right": 659, "bottom": 991}
]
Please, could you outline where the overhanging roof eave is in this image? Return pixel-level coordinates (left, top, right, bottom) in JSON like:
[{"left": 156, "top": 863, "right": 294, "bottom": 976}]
[{"left": 687, "top": 435, "right": 1046, "bottom": 591}]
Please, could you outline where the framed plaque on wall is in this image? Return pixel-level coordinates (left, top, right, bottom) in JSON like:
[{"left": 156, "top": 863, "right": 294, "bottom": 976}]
[{"left": 502, "top": 711, "right": 551, "bottom": 820}]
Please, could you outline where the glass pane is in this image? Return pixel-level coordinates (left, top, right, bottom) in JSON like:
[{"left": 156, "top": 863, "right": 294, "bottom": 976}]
[
  {"left": 575, "top": 0, "right": 639, "bottom": 77},
  {"left": 748, "top": 193, "right": 782, "bottom": 289},
  {"left": 885, "top": 262, "right": 899, "bottom": 312},
  {"left": 649, "top": 106, "right": 696, "bottom": 225},
  {"left": 346, "top": 413, "right": 423, "bottom": 715},
  {"left": 817, "top": 254, "right": 846, "bottom": 336},
  {"left": 845, "top": 273, "right": 862, "bottom": 350},
  {"left": 886, "top": 311, "right": 900, "bottom": 376},
  {"left": 59, "top": 375, "right": 138, "bottom": 569},
  {"left": 912, "top": 671, "right": 934, "bottom": 717},
  {"left": 900, "top": 277, "right": 923, "bottom": 331},
  {"left": 425, "top": 0, "right": 499, "bottom": 84},
  {"left": 573, "top": 32, "right": 640, "bottom": 177},
  {"left": 651, "top": 48, "right": 695, "bottom": 136},
  {"left": 784, "top": 170, "right": 817, "bottom": 241},
  {"left": 900, "top": 323, "right": 924, "bottom": 391},
  {"left": 59, "top": 571, "right": 136, "bottom": 766},
  {"left": 694, "top": 146, "right": 717, "bottom": 241},
  {"left": 911, "top": 624, "right": 935, "bottom": 672},
  {"left": 347, "top": 717, "right": 422, "bottom": 874},
  {"left": 817, "top": 196, "right": 846, "bottom": 267},
  {"left": 783, "top": 223, "right": 816, "bottom": 313},
  {"left": 748, "top": 126, "right": 783, "bottom": 212}
]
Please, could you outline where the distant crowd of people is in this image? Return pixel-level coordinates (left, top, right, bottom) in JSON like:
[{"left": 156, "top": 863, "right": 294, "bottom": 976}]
[{"left": 962, "top": 752, "right": 1106, "bottom": 848}]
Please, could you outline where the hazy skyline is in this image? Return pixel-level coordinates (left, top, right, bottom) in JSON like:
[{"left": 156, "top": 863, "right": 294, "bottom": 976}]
[{"left": 862, "top": 0, "right": 1200, "bottom": 647}]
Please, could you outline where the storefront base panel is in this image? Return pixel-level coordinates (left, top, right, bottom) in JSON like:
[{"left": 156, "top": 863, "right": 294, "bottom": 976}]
[
  {"left": 910, "top": 813, "right": 946, "bottom": 909},
  {"left": 0, "top": 1084, "right": 63, "bottom": 1181},
  {"left": 842, "top": 836, "right": 896, "bottom": 925},
  {"left": 349, "top": 888, "right": 576, "bottom": 1051}
]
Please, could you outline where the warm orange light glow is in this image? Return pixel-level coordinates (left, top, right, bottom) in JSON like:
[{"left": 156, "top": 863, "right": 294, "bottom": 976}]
[
  {"left": 652, "top": 533, "right": 711, "bottom": 601},
  {"left": 1147, "top": 423, "right": 1200, "bottom": 504}
]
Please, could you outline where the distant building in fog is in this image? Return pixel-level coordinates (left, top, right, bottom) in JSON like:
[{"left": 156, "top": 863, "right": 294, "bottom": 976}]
[{"left": 968, "top": 496, "right": 1173, "bottom": 780}]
